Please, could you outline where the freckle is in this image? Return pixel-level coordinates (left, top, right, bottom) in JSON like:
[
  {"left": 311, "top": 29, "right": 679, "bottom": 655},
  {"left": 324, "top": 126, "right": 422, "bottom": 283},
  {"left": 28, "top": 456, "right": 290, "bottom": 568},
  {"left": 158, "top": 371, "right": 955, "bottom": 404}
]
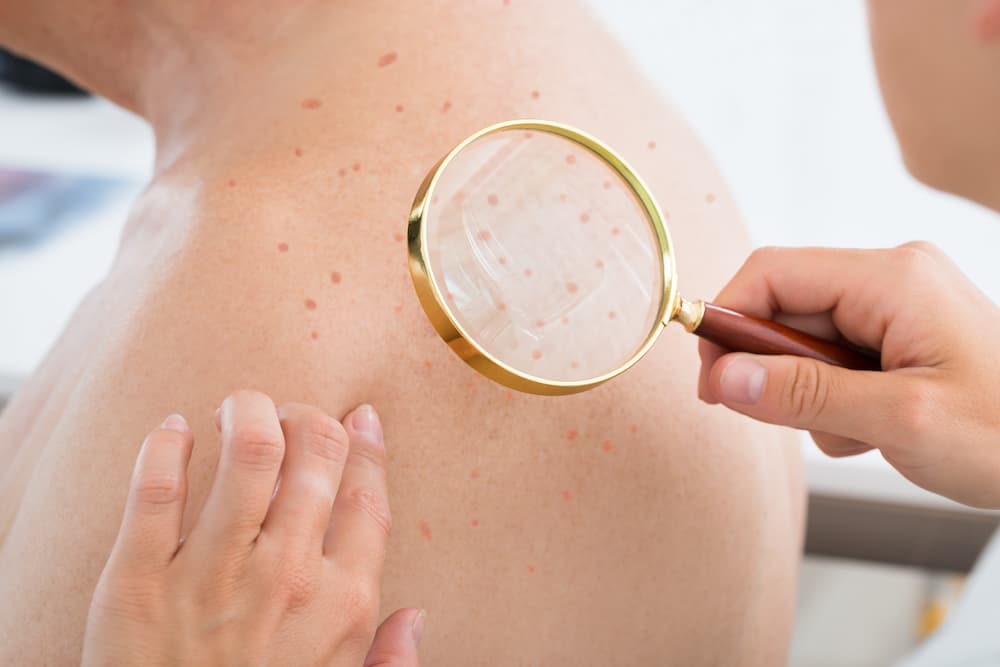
[
  {"left": 330, "top": 271, "right": 342, "bottom": 284},
  {"left": 559, "top": 193, "right": 567, "bottom": 203},
  {"left": 441, "top": 100, "right": 452, "bottom": 113},
  {"left": 504, "top": 390, "right": 515, "bottom": 400},
  {"left": 608, "top": 311, "right": 616, "bottom": 319},
  {"left": 464, "top": 380, "right": 476, "bottom": 391},
  {"left": 471, "top": 519, "right": 480, "bottom": 527},
  {"left": 561, "top": 316, "right": 569, "bottom": 325},
  {"left": 531, "top": 90, "right": 540, "bottom": 99},
  {"left": 395, "top": 103, "right": 404, "bottom": 113},
  {"left": 470, "top": 468, "right": 480, "bottom": 480},
  {"left": 227, "top": 179, "right": 237, "bottom": 188},
  {"left": 562, "top": 489, "right": 572, "bottom": 501},
  {"left": 611, "top": 227, "right": 620, "bottom": 236},
  {"left": 487, "top": 194, "right": 499, "bottom": 206},
  {"left": 565, "top": 154, "right": 576, "bottom": 165},
  {"left": 498, "top": 302, "right": 507, "bottom": 311},
  {"left": 352, "top": 162, "right": 361, "bottom": 172},
  {"left": 338, "top": 168, "right": 346, "bottom": 177},
  {"left": 570, "top": 360, "right": 580, "bottom": 369},
  {"left": 294, "top": 147, "right": 303, "bottom": 157},
  {"left": 527, "top": 565, "right": 536, "bottom": 574},
  {"left": 629, "top": 424, "right": 638, "bottom": 434},
  {"left": 595, "top": 259, "right": 604, "bottom": 269},
  {"left": 566, "top": 429, "right": 578, "bottom": 441},
  {"left": 565, "top": 281, "right": 578, "bottom": 294},
  {"left": 603, "top": 180, "right": 612, "bottom": 190},
  {"left": 419, "top": 520, "right": 432, "bottom": 541},
  {"left": 531, "top": 349, "right": 543, "bottom": 360},
  {"left": 706, "top": 193, "right": 717, "bottom": 204},
  {"left": 498, "top": 256, "right": 507, "bottom": 265},
  {"left": 310, "top": 331, "right": 319, "bottom": 340},
  {"left": 393, "top": 232, "right": 405, "bottom": 242},
  {"left": 377, "top": 51, "right": 398, "bottom": 67},
  {"left": 648, "top": 140, "right": 656, "bottom": 150},
  {"left": 602, "top": 440, "right": 615, "bottom": 453},
  {"left": 534, "top": 319, "right": 545, "bottom": 327},
  {"left": 523, "top": 268, "right": 533, "bottom": 278},
  {"left": 394, "top": 303, "right": 404, "bottom": 314},
  {"left": 305, "top": 298, "right": 317, "bottom": 310},
  {"left": 277, "top": 242, "right": 289, "bottom": 253},
  {"left": 477, "top": 230, "right": 492, "bottom": 242},
  {"left": 301, "top": 97, "right": 322, "bottom": 109},
  {"left": 579, "top": 212, "right": 590, "bottom": 223},
  {"left": 424, "top": 359, "right": 433, "bottom": 370}
]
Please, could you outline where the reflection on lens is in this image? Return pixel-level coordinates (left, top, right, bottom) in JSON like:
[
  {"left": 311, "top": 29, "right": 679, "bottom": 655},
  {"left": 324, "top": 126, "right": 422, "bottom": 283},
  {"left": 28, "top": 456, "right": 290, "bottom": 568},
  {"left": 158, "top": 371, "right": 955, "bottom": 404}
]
[{"left": 423, "top": 128, "right": 665, "bottom": 382}]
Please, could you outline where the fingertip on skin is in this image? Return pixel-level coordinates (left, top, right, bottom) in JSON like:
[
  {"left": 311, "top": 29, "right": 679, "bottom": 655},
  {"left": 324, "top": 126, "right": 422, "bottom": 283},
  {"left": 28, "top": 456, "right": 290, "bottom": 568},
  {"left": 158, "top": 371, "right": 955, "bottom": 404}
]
[
  {"left": 161, "top": 413, "right": 189, "bottom": 433},
  {"left": 412, "top": 608, "right": 427, "bottom": 645},
  {"left": 347, "top": 404, "right": 384, "bottom": 449},
  {"left": 213, "top": 407, "right": 221, "bottom": 431}
]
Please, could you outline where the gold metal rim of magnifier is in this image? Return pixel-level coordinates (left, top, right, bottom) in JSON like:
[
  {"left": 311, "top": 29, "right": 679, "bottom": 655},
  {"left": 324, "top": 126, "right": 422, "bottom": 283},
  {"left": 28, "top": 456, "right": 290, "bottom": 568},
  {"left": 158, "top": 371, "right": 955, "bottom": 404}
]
[{"left": 407, "top": 118, "right": 685, "bottom": 396}]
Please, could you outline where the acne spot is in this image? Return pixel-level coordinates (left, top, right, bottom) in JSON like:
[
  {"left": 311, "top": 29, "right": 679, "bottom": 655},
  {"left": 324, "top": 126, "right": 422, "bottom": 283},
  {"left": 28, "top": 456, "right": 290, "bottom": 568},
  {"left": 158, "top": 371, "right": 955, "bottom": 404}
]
[
  {"left": 565, "top": 154, "right": 577, "bottom": 165},
  {"left": 441, "top": 100, "right": 452, "bottom": 113},
  {"left": 470, "top": 468, "right": 481, "bottom": 480},
  {"left": 629, "top": 424, "right": 638, "bottom": 434},
  {"left": 531, "top": 90, "right": 540, "bottom": 99},
  {"left": 310, "top": 331, "right": 319, "bottom": 340},
  {"left": 352, "top": 162, "right": 362, "bottom": 172},
  {"left": 531, "top": 349, "right": 543, "bottom": 360},
  {"left": 497, "top": 302, "right": 507, "bottom": 311},
  {"left": 471, "top": 518, "right": 480, "bottom": 527},
  {"left": 565, "top": 429, "right": 578, "bottom": 441},
  {"left": 419, "top": 520, "right": 432, "bottom": 541},
  {"left": 602, "top": 440, "right": 615, "bottom": 453},
  {"left": 477, "top": 230, "right": 492, "bottom": 242},
  {"left": 227, "top": 179, "right": 237, "bottom": 188},
  {"left": 534, "top": 319, "right": 545, "bottom": 328},
  {"left": 570, "top": 360, "right": 580, "bottom": 369},
  {"left": 294, "top": 147, "right": 304, "bottom": 157},
  {"left": 603, "top": 180, "right": 612, "bottom": 190},
  {"left": 393, "top": 232, "right": 405, "bottom": 242},
  {"left": 504, "top": 390, "right": 515, "bottom": 401},
  {"left": 608, "top": 311, "right": 616, "bottom": 319},
  {"left": 305, "top": 298, "right": 317, "bottom": 310},
  {"left": 499, "top": 256, "right": 508, "bottom": 265},
  {"left": 648, "top": 140, "right": 656, "bottom": 150},
  {"left": 338, "top": 168, "right": 347, "bottom": 177},
  {"left": 487, "top": 194, "right": 499, "bottom": 206},
  {"left": 394, "top": 303, "right": 404, "bottom": 314},
  {"left": 523, "top": 131, "right": 534, "bottom": 139},
  {"left": 301, "top": 97, "right": 322, "bottom": 109},
  {"left": 523, "top": 268, "right": 533, "bottom": 278},
  {"left": 330, "top": 271, "right": 342, "bottom": 284},
  {"left": 395, "top": 103, "right": 404, "bottom": 113},
  {"left": 611, "top": 227, "right": 620, "bottom": 236},
  {"left": 527, "top": 565, "right": 536, "bottom": 574},
  {"left": 595, "top": 259, "right": 604, "bottom": 269},
  {"left": 503, "top": 0, "right": 511, "bottom": 5},
  {"left": 706, "top": 193, "right": 717, "bottom": 204},
  {"left": 559, "top": 193, "right": 568, "bottom": 203},
  {"left": 277, "top": 242, "right": 289, "bottom": 253},
  {"left": 562, "top": 489, "right": 573, "bottom": 501},
  {"left": 445, "top": 290, "right": 455, "bottom": 302},
  {"left": 565, "top": 282, "right": 578, "bottom": 294},
  {"left": 579, "top": 212, "right": 590, "bottom": 223},
  {"left": 378, "top": 52, "right": 399, "bottom": 67},
  {"left": 424, "top": 359, "right": 433, "bottom": 370},
  {"left": 464, "top": 380, "right": 476, "bottom": 391},
  {"left": 561, "top": 316, "right": 569, "bottom": 325}
]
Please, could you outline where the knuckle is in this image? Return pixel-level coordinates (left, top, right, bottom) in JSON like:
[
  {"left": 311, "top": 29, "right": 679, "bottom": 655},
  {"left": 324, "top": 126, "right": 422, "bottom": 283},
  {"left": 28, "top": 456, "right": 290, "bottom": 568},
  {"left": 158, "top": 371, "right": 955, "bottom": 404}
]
[
  {"left": 133, "top": 471, "right": 185, "bottom": 508},
  {"left": 277, "top": 562, "right": 319, "bottom": 610},
  {"left": 338, "top": 580, "right": 380, "bottom": 640},
  {"left": 343, "top": 486, "right": 393, "bottom": 539},
  {"left": 893, "top": 381, "right": 936, "bottom": 441},
  {"left": 298, "top": 413, "right": 350, "bottom": 464},
  {"left": 891, "top": 242, "right": 940, "bottom": 274},
  {"left": 781, "top": 361, "right": 830, "bottom": 422},
  {"left": 229, "top": 426, "right": 284, "bottom": 470}
]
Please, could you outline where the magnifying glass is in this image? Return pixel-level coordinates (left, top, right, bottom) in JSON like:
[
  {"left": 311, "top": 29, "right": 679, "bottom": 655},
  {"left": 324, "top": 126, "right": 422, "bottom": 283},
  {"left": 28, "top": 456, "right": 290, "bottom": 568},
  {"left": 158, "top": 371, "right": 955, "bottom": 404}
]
[{"left": 407, "top": 120, "right": 879, "bottom": 396}]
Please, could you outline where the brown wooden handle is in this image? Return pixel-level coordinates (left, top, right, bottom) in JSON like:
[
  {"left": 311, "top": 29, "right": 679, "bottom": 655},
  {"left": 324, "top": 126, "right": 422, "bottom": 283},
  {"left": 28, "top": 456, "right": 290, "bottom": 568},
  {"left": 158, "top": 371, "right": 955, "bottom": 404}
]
[{"left": 694, "top": 303, "right": 880, "bottom": 371}]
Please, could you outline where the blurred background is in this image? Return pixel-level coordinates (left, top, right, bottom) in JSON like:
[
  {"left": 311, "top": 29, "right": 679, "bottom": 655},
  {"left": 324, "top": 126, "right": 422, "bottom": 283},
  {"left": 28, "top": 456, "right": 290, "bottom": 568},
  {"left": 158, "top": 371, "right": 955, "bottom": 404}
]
[{"left": 2, "top": 2, "right": 999, "bottom": 665}]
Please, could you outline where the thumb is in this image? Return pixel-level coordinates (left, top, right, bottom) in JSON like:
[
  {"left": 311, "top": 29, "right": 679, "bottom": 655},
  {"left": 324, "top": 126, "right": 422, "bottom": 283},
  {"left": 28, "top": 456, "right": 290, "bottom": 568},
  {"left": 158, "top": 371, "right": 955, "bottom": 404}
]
[
  {"left": 707, "top": 352, "right": 903, "bottom": 445},
  {"left": 363, "top": 608, "right": 425, "bottom": 667}
]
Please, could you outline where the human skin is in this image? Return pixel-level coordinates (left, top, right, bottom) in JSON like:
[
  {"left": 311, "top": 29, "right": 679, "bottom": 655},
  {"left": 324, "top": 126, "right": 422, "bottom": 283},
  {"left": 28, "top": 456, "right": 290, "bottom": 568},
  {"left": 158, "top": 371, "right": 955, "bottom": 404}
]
[
  {"left": 699, "top": 0, "right": 1000, "bottom": 508},
  {"left": 0, "top": 1, "right": 804, "bottom": 664}
]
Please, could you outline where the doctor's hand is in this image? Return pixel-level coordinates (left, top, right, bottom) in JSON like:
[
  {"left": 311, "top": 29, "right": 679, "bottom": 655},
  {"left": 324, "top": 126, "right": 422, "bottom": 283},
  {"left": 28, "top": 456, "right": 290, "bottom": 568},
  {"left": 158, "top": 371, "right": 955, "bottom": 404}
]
[
  {"left": 698, "top": 242, "right": 1000, "bottom": 508},
  {"left": 81, "top": 391, "right": 423, "bottom": 667}
]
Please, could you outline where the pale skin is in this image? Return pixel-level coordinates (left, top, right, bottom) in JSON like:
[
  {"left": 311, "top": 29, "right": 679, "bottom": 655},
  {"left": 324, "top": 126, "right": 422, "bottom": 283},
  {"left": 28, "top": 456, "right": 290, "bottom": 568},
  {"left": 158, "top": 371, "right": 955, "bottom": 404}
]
[
  {"left": 699, "top": 0, "right": 1000, "bottom": 508},
  {"left": 0, "top": 1, "right": 804, "bottom": 664}
]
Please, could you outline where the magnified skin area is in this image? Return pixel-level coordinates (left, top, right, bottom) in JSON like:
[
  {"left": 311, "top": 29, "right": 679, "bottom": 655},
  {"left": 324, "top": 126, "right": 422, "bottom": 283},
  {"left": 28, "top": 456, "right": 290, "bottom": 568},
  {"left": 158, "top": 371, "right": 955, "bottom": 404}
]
[{"left": 0, "top": 2, "right": 803, "bottom": 664}]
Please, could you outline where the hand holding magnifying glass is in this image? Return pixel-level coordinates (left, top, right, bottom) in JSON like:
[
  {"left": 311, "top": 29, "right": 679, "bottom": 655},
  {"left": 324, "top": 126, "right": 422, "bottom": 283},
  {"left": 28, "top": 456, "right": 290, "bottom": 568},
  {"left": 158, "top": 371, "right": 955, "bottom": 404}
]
[{"left": 406, "top": 120, "right": 878, "bottom": 398}]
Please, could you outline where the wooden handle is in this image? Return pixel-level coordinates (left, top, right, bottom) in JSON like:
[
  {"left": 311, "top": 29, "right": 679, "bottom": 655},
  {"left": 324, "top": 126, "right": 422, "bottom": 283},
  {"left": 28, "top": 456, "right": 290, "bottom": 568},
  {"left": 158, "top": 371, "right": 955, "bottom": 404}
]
[{"left": 694, "top": 302, "right": 880, "bottom": 371}]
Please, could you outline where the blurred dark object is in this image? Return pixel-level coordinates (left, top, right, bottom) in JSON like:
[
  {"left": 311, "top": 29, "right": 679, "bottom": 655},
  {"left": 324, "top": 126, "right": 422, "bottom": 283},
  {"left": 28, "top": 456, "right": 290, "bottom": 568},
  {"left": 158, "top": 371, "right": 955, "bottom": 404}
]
[{"left": 0, "top": 49, "right": 87, "bottom": 95}]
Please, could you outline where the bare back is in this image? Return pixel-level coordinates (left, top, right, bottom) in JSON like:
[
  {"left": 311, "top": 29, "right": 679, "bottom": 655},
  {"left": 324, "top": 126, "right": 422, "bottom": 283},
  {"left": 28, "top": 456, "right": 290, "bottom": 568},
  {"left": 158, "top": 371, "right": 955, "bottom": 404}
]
[{"left": 0, "top": 3, "right": 803, "bottom": 664}]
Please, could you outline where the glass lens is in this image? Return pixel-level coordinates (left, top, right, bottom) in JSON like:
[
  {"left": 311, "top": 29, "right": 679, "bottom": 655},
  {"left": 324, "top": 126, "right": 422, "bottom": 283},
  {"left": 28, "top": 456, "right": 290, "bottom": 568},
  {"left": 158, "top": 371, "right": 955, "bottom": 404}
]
[{"left": 423, "top": 127, "right": 666, "bottom": 383}]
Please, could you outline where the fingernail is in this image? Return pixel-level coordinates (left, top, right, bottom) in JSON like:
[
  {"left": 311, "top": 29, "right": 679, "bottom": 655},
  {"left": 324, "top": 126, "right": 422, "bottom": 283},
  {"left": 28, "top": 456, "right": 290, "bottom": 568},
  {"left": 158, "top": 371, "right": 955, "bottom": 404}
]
[
  {"left": 351, "top": 404, "right": 384, "bottom": 447},
  {"left": 213, "top": 408, "right": 222, "bottom": 431},
  {"left": 411, "top": 609, "right": 427, "bottom": 645},
  {"left": 719, "top": 357, "right": 767, "bottom": 404},
  {"left": 161, "top": 413, "right": 189, "bottom": 433}
]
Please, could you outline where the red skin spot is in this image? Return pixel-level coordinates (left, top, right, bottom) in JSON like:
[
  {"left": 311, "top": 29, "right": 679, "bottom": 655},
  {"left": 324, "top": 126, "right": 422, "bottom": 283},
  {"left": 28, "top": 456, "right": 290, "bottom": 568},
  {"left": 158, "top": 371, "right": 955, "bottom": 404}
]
[
  {"left": 497, "top": 302, "right": 507, "bottom": 311},
  {"left": 393, "top": 232, "right": 405, "bottom": 242},
  {"left": 559, "top": 193, "right": 568, "bottom": 203},
  {"left": 378, "top": 52, "right": 399, "bottom": 67},
  {"left": 424, "top": 359, "right": 433, "bottom": 370},
  {"left": 561, "top": 316, "right": 569, "bottom": 325},
  {"left": 562, "top": 489, "right": 573, "bottom": 501},
  {"left": 471, "top": 519, "right": 480, "bottom": 527},
  {"left": 395, "top": 103, "right": 404, "bottom": 113},
  {"left": 531, "top": 90, "right": 540, "bottom": 99},
  {"left": 565, "top": 154, "right": 577, "bottom": 165},
  {"left": 338, "top": 168, "right": 347, "bottom": 177},
  {"left": 579, "top": 212, "right": 590, "bottom": 223},
  {"left": 523, "top": 131, "right": 534, "bottom": 139},
  {"left": 294, "top": 147, "right": 303, "bottom": 157},
  {"left": 629, "top": 424, "right": 638, "bottom": 434},
  {"left": 470, "top": 469, "right": 481, "bottom": 480},
  {"left": 301, "top": 98, "right": 322, "bottom": 109},
  {"left": 445, "top": 290, "right": 455, "bottom": 302},
  {"left": 498, "top": 256, "right": 508, "bottom": 265},
  {"left": 419, "top": 520, "right": 432, "bottom": 541},
  {"left": 226, "top": 179, "right": 238, "bottom": 189},
  {"left": 277, "top": 242, "right": 289, "bottom": 253},
  {"left": 706, "top": 193, "right": 717, "bottom": 204},
  {"left": 611, "top": 227, "right": 621, "bottom": 236},
  {"left": 352, "top": 162, "right": 361, "bottom": 172},
  {"left": 487, "top": 194, "right": 499, "bottom": 206},
  {"left": 305, "top": 299, "right": 317, "bottom": 310},
  {"left": 602, "top": 440, "right": 615, "bottom": 453},
  {"left": 648, "top": 140, "right": 656, "bottom": 150},
  {"left": 394, "top": 303, "right": 404, "bottom": 314},
  {"left": 503, "top": 0, "right": 511, "bottom": 5},
  {"left": 570, "top": 360, "right": 580, "bottom": 369},
  {"left": 595, "top": 259, "right": 604, "bottom": 269},
  {"left": 523, "top": 268, "right": 533, "bottom": 278},
  {"left": 534, "top": 319, "right": 545, "bottom": 328},
  {"left": 565, "top": 282, "right": 578, "bottom": 294},
  {"left": 330, "top": 271, "right": 342, "bottom": 284},
  {"left": 565, "top": 429, "right": 578, "bottom": 441},
  {"left": 441, "top": 100, "right": 452, "bottom": 113},
  {"left": 527, "top": 565, "right": 536, "bottom": 574},
  {"left": 603, "top": 180, "right": 612, "bottom": 190},
  {"left": 310, "top": 331, "right": 319, "bottom": 340},
  {"left": 464, "top": 380, "right": 476, "bottom": 391},
  {"left": 608, "top": 311, "right": 616, "bottom": 320},
  {"left": 531, "top": 349, "right": 543, "bottom": 360},
  {"left": 477, "top": 230, "right": 492, "bottom": 242},
  {"left": 504, "top": 390, "right": 515, "bottom": 400}
]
